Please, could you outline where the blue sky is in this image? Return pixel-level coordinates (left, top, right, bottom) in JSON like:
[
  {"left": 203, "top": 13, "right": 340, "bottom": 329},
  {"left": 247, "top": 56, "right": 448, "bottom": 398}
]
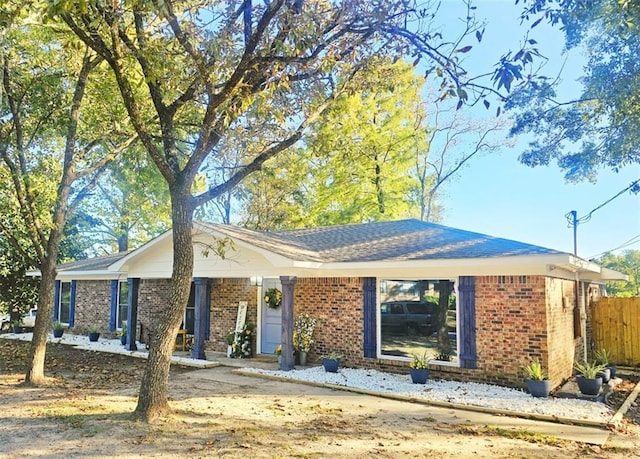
[{"left": 434, "top": 0, "right": 640, "bottom": 259}]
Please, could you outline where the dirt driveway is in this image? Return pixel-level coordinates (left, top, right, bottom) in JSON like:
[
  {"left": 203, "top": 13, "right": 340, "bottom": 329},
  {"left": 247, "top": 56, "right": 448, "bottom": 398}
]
[{"left": 0, "top": 340, "right": 639, "bottom": 458}]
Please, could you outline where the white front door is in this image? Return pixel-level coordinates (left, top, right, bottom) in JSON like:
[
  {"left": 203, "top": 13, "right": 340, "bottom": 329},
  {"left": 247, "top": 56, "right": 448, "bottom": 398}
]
[{"left": 260, "top": 278, "right": 282, "bottom": 354}]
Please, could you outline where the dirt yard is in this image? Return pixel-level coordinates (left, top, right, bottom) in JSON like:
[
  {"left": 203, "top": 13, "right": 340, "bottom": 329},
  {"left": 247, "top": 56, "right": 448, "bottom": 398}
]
[{"left": 1, "top": 340, "right": 639, "bottom": 458}]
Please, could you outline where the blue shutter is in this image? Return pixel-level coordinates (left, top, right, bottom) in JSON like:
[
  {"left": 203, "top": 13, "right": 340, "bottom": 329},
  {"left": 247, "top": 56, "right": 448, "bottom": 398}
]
[
  {"left": 69, "top": 281, "right": 77, "bottom": 327},
  {"left": 205, "top": 280, "right": 211, "bottom": 340},
  {"left": 363, "top": 277, "right": 377, "bottom": 358},
  {"left": 125, "top": 278, "right": 140, "bottom": 351},
  {"left": 53, "top": 280, "right": 61, "bottom": 321},
  {"left": 458, "top": 276, "right": 476, "bottom": 369},
  {"left": 109, "top": 280, "right": 118, "bottom": 332}
]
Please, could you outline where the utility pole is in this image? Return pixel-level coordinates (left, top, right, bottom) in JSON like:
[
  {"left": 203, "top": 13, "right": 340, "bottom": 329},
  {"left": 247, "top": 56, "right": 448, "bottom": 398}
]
[
  {"left": 570, "top": 210, "right": 577, "bottom": 255},
  {"left": 566, "top": 210, "right": 578, "bottom": 256}
]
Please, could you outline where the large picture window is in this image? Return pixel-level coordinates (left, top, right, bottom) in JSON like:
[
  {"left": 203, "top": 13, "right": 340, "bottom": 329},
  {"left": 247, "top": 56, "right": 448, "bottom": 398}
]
[{"left": 379, "top": 279, "right": 458, "bottom": 362}]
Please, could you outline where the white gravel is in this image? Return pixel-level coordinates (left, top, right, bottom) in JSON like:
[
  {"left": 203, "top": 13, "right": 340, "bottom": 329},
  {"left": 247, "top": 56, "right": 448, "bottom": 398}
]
[
  {"left": 241, "top": 366, "right": 615, "bottom": 424},
  {"left": 1, "top": 332, "right": 616, "bottom": 424}
]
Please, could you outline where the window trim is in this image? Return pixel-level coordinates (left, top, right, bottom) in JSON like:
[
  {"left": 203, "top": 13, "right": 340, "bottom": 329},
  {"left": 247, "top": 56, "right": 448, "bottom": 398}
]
[
  {"left": 116, "top": 280, "right": 129, "bottom": 331},
  {"left": 57, "top": 281, "right": 72, "bottom": 326},
  {"left": 376, "top": 277, "right": 461, "bottom": 367}
]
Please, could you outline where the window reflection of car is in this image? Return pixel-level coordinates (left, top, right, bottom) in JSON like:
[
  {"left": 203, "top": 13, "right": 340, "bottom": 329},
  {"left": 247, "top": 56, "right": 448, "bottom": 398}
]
[
  {"left": 0, "top": 308, "right": 37, "bottom": 331},
  {"left": 380, "top": 301, "right": 436, "bottom": 335}
]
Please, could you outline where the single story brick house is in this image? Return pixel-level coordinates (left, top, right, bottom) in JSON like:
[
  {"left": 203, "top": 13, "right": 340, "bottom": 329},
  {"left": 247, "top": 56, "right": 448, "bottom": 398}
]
[{"left": 48, "top": 219, "right": 623, "bottom": 389}]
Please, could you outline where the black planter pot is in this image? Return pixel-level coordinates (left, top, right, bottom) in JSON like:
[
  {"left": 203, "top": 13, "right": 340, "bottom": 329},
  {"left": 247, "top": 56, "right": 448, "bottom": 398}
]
[
  {"left": 525, "top": 378, "right": 551, "bottom": 398},
  {"left": 88, "top": 332, "right": 100, "bottom": 342},
  {"left": 596, "top": 368, "right": 611, "bottom": 383},
  {"left": 576, "top": 375, "right": 602, "bottom": 395},
  {"left": 608, "top": 365, "right": 617, "bottom": 379},
  {"left": 12, "top": 325, "right": 21, "bottom": 334},
  {"left": 120, "top": 335, "right": 127, "bottom": 345},
  {"left": 322, "top": 358, "right": 339, "bottom": 373},
  {"left": 53, "top": 329, "right": 64, "bottom": 338},
  {"left": 410, "top": 368, "right": 429, "bottom": 384}
]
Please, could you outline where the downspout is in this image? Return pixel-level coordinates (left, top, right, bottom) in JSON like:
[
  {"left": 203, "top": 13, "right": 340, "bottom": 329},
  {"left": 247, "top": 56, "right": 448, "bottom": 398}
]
[{"left": 575, "top": 270, "right": 587, "bottom": 362}]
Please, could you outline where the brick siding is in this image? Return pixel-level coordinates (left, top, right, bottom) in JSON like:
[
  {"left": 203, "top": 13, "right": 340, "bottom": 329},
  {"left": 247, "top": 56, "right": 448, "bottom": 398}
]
[
  {"left": 292, "top": 277, "right": 364, "bottom": 366},
  {"left": 72, "top": 274, "right": 583, "bottom": 389},
  {"left": 73, "top": 280, "right": 112, "bottom": 334},
  {"left": 208, "top": 278, "right": 258, "bottom": 353}
]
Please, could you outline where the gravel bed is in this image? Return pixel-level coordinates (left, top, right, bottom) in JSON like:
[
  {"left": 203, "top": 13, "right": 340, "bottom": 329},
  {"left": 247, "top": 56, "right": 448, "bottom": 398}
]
[{"left": 242, "top": 366, "right": 614, "bottom": 423}]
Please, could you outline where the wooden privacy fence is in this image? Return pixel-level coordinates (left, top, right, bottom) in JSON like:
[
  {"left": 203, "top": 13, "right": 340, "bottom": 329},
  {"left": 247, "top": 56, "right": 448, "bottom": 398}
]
[{"left": 591, "top": 297, "right": 640, "bottom": 366}]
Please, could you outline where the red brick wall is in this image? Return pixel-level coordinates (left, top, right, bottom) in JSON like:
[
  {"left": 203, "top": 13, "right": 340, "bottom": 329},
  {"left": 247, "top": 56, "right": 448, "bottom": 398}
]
[
  {"left": 293, "top": 277, "right": 364, "bottom": 366},
  {"left": 544, "top": 277, "right": 577, "bottom": 384},
  {"left": 208, "top": 278, "right": 258, "bottom": 353},
  {"left": 74, "top": 274, "right": 581, "bottom": 389},
  {"left": 473, "top": 275, "right": 548, "bottom": 386},
  {"left": 136, "top": 279, "right": 172, "bottom": 342},
  {"left": 74, "top": 280, "right": 112, "bottom": 334}
]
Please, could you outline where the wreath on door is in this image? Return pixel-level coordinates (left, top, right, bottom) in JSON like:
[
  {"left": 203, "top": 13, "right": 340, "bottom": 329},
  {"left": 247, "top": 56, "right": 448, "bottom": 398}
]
[{"left": 264, "top": 288, "right": 282, "bottom": 309}]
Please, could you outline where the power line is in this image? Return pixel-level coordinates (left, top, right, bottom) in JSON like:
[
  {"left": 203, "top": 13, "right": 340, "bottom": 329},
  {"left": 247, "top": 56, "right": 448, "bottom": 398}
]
[
  {"left": 565, "top": 179, "right": 639, "bottom": 256},
  {"left": 588, "top": 233, "right": 640, "bottom": 259},
  {"left": 566, "top": 179, "right": 640, "bottom": 227}
]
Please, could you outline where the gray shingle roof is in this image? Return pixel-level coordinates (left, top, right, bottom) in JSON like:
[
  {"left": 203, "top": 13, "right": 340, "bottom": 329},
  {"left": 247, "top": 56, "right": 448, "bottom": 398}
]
[
  {"left": 206, "top": 219, "right": 563, "bottom": 263},
  {"left": 62, "top": 219, "right": 564, "bottom": 274},
  {"left": 57, "top": 251, "right": 130, "bottom": 272}
]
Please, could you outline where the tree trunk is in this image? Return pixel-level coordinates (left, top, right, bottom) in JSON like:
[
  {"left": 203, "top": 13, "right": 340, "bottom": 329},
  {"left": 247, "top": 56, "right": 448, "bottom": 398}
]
[
  {"left": 133, "top": 193, "right": 194, "bottom": 422},
  {"left": 24, "top": 236, "right": 61, "bottom": 385}
]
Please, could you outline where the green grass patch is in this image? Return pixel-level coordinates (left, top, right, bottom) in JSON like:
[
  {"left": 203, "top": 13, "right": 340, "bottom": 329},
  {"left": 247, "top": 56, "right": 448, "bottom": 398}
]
[{"left": 457, "top": 424, "right": 566, "bottom": 446}]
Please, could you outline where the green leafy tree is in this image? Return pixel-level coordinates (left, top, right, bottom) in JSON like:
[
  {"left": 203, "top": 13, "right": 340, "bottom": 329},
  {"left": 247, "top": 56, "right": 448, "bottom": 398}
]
[
  {"left": 78, "top": 147, "right": 171, "bottom": 253},
  {"left": 508, "top": 0, "right": 640, "bottom": 181},
  {"left": 241, "top": 59, "right": 428, "bottom": 229},
  {"left": 0, "top": 10, "right": 136, "bottom": 384},
  {"left": 596, "top": 250, "right": 640, "bottom": 297},
  {"left": 239, "top": 61, "right": 509, "bottom": 229},
  {"left": 48, "top": 0, "right": 533, "bottom": 421}
]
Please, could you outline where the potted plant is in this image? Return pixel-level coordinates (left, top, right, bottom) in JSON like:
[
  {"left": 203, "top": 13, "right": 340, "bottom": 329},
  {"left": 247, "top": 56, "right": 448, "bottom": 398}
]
[
  {"left": 117, "top": 324, "right": 127, "bottom": 345},
  {"left": 87, "top": 325, "right": 100, "bottom": 342},
  {"left": 10, "top": 319, "right": 22, "bottom": 334},
  {"left": 435, "top": 343, "right": 453, "bottom": 361},
  {"left": 409, "top": 353, "right": 429, "bottom": 384},
  {"left": 594, "top": 348, "right": 616, "bottom": 379},
  {"left": 574, "top": 360, "right": 606, "bottom": 395},
  {"left": 52, "top": 321, "right": 64, "bottom": 338},
  {"left": 523, "top": 358, "right": 551, "bottom": 398},
  {"left": 321, "top": 352, "right": 343, "bottom": 373},
  {"left": 293, "top": 312, "right": 316, "bottom": 366}
]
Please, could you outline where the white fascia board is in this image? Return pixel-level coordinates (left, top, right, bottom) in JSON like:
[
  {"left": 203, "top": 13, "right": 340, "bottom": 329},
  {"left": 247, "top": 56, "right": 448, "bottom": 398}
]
[
  {"left": 580, "top": 267, "right": 628, "bottom": 282},
  {"left": 567, "top": 256, "right": 602, "bottom": 273},
  {"left": 272, "top": 254, "right": 581, "bottom": 279},
  {"left": 316, "top": 253, "right": 574, "bottom": 273}
]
